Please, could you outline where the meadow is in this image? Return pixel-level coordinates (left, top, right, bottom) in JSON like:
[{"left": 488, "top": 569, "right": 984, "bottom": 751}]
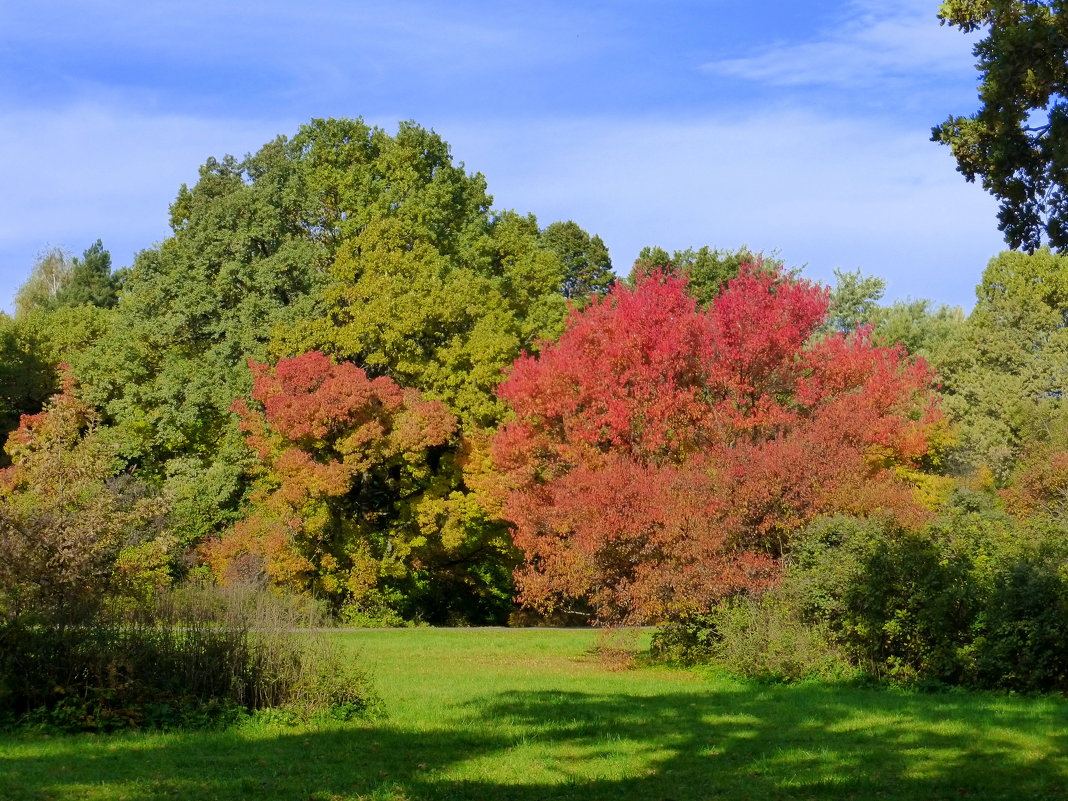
[{"left": 1, "top": 628, "right": 1067, "bottom": 801}]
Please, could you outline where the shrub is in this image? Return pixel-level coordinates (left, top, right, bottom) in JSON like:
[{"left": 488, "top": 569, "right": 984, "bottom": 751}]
[
  {"left": 0, "top": 583, "right": 375, "bottom": 732},
  {"left": 651, "top": 593, "right": 853, "bottom": 682},
  {"left": 706, "top": 593, "right": 855, "bottom": 683}
]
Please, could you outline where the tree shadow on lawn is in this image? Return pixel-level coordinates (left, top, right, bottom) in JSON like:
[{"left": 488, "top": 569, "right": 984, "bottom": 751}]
[{"left": 3, "top": 683, "right": 1067, "bottom": 801}]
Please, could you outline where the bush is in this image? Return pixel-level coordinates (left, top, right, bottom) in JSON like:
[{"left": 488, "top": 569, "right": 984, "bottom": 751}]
[
  {"left": 653, "top": 497, "right": 1068, "bottom": 693},
  {"left": 0, "top": 583, "right": 376, "bottom": 732},
  {"left": 651, "top": 593, "right": 853, "bottom": 682},
  {"left": 707, "top": 593, "right": 855, "bottom": 683},
  {"left": 782, "top": 501, "right": 1068, "bottom": 691}
]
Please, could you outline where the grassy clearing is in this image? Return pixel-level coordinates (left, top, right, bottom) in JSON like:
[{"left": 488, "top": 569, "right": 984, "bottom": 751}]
[{"left": 2, "top": 628, "right": 1067, "bottom": 800}]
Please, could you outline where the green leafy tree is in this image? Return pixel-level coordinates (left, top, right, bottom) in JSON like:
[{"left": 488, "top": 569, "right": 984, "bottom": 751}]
[
  {"left": 825, "top": 268, "right": 886, "bottom": 334},
  {"left": 934, "top": 0, "right": 1068, "bottom": 249},
  {"left": 14, "top": 248, "right": 72, "bottom": 317},
  {"left": 630, "top": 245, "right": 784, "bottom": 304},
  {"left": 938, "top": 249, "right": 1068, "bottom": 480},
  {"left": 824, "top": 268, "right": 965, "bottom": 362},
  {"left": 14, "top": 241, "right": 118, "bottom": 316},
  {"left": 0, "top": 315, "right": 57, "bottom": 447},
  {"left": 869, "top": 299, "right": 966, "bottom": 364},
  {"left": 284, "top": 209, "right": 567, "bottom": 429},
  {"left": 53, "top": 240, "right": 120, "bottom": 309},
  {"left": 538, "top": 220, "right": 614, "bottom": 300}
]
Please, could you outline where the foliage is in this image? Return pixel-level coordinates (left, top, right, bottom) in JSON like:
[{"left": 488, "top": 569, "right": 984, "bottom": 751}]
[
  {"left": 936, "top": 249, "right": 1068, "bottom": 480},
  {"left": 868, "top": 299, "right": 966, "bottom": 363},
  {"left": 825, "top": 268, "right": 887, "bottom": 335},
  {"left": 539, "top": 219, "right": 615, "bottom": 300},
  {"left": 75, "top": 118, "right": 584, "bottom": 557},
  {"left": 495, "top": 266, "right": 940, "bottom": 624},
  {"left": 934, "top": 0, "right": 1068, "bottom": 249},
  {"left": 14, "top": 241, "right": 119, "bottom": 316},
  {"left": 204, "top": 352, "right": 513, "bottom": 622},
  {"left": 630, "top": 244, "right": 784, "bottom": 305},
  {"left": 699, "top": 595, "right": 854, "bottom": 683},
  {"left": 0, "top": 375, "right": 168, "bottom": 621},
  {"left": 0, "top": 582, "right": 375, "bottom": 732},
  {"left": 0, "top": 315, "right": 57, "bottom": 447},
  {"left": 284, "top": 208, "right": 569, "bottom": 430},
  {"left": 774, "top": 494, "right": 1068, "bottom": 691}
]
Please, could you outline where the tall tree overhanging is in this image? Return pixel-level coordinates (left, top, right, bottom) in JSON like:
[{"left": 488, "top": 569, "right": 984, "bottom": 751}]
[{"left": 933, "top": 0, "right": 1068, "bottom": 250}]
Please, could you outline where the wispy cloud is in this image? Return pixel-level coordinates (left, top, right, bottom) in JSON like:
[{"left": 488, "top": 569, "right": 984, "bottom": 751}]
[
  {"left": 442, "top": 108, "right": 1002, "bottom": 307},
  {"left": 0, "top": 101, "right": 1004, "bottom": 315},
  {"left": 702, "top": 1, "right": 977, "bottom": 89}
]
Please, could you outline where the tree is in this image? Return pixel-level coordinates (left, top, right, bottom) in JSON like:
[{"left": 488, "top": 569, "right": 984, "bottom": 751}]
[
  {"left": 824, "top": 268, "right": 965, "bottom": 363},
  {"left": 937, "top": 248, "right": 1068, "bottom": 480},
  {"left": 14, "top": 241, "right": 118, "bottom": 316},
  {"left": 933, "top": 1, "right": 1068, "bottom": 249},
  {"left": 204, "top": 352, "right": 512, "bottom": 621},
  {"left": 14, "top": 248, "right": 72, "bottom": 317},
  {"left": 0, "top": 315, "right": 57, "bottom": 448},
  {"left": 630, "top": 244, "right": 784, "bottom": 305},
  {"left": 285, "top": 208, "right": 569, "bottom": 429},
  {"left": 539, "top": 220, "right": 615, "bottom": 300},
  {"left": 825, "top": 268, "right": 886, "bottom": 334},
  {"left": 0, "top": 375, "right": 167, "bottom": 622},
  {"left": 494, "top": 266, "right": 940, "bottom": 624},
  {"left": 53, "top": 240, "right": 120, "bottom": 309},
  {"left": 75, "top": 118, "right": 575, "bottom": 554}
]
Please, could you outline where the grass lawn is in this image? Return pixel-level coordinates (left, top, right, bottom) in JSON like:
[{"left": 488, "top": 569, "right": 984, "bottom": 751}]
[{"left": 2, "top": 627, "right": 1067, "bottom": 800}]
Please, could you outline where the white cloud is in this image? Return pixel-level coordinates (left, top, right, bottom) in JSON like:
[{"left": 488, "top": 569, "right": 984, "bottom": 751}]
[
  {"left": 0, "top": 103, "right": 1005, "bottom": 316},
  {"left": 702, "top": 1, "right": 978, "bottom": 89},
  {"left": 443, "top": 110, "right": 1003, "bottom": 308},
  {"left": 0, "top": 105, "right": 293, "bottom": 311}
]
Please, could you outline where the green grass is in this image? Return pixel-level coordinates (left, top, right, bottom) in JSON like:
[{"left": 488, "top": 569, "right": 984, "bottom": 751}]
[{"left": 2, "top": 627, "right": 1068, "bottom": 800}]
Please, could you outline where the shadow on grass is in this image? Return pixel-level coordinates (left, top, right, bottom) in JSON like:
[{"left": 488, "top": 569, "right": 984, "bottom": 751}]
[{"left": 2, "top": 682, "right": 1067, "bottom": 800}]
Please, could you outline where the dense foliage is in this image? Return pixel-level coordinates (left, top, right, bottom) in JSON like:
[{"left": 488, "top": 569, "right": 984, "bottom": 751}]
[
  {"left": 7, "top": 111, "right": 1068, "bottom": 694},
  {"left": 494, "top": 267, "right": 940, "bottom": 624}
]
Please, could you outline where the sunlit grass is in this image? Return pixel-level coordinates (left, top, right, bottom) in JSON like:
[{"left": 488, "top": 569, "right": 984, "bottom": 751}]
[{"left": 2, "top": 627, "right": 1067, "bottom": 800}]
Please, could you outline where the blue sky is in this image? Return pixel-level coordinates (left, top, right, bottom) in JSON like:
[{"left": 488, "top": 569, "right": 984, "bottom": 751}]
[{"left": 0, "top": 0, "right": 1004, "bottom": 312}]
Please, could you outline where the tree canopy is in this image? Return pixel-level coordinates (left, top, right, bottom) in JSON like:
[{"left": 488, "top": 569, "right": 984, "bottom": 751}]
[
  {"left": 494, "top": 266, "right": 940, "bottom": 624},
  {"left": 934, "top": 0, "right": 1068, "bottom": 250},
  {"left": 72, "top": 118, "right": 591, "bottom": 548}
]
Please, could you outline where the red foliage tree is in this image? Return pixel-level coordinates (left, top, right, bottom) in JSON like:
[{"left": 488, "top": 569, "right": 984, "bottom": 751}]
[
  {"left": 204, "top": 352, "right": 456, "bottom": 612},
  {"left": 494, "top": 266, "right": 941, "bottom": 624}
]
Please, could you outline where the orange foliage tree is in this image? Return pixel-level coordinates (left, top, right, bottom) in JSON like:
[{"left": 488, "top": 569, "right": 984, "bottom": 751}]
[
  {"left": 493, "top": 266, "right": 941, "bottom": 624},
  {"left": 204, "top": 351, "right": 464, "bottom": 616}
]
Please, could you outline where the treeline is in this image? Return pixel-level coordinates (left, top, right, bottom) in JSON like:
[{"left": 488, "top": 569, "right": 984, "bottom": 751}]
[{"left": 3, "top": 117, "right": 1068, "bottom": 690}]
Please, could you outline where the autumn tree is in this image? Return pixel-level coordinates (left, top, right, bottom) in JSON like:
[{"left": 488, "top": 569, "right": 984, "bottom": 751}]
[
  {"left": 494, "top": 266, "right": 940, "bottom": 624},
  {"left": 204, "top": 352, "right": 515, "bottom": 622},
  {"left": 0, "top": 376, "right": 167, "bottom": 622},
  {"left": 934, "top": 0, "right": 1068, "bottom": 249}
]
